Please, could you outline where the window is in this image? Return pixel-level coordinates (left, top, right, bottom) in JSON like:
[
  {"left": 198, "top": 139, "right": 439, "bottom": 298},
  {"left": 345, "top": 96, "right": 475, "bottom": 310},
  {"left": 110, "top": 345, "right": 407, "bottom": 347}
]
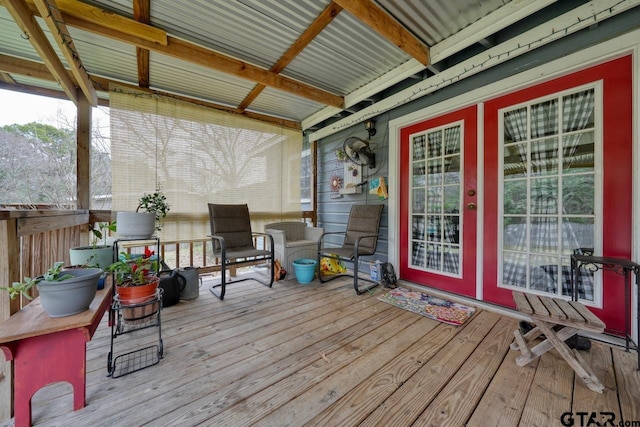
[
  {"left": 499, "top": 86, "right": 599, "bottom": 301},
  {"left": 410, "top": 123, "right": 463, "bottom": 276}
]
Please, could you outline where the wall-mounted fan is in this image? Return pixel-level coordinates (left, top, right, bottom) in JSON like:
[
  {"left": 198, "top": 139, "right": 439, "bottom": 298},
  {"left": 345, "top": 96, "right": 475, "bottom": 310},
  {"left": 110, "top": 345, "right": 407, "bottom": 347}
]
[{"left": 343, "top": 136, "right": 376, "bottom": 169}]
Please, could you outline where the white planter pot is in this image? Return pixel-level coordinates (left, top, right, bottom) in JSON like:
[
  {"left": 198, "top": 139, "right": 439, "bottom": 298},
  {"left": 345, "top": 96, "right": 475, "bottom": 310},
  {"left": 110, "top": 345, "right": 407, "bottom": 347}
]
[
  {"left": 69, "top": 245, "right": 113, "bottom": 269},
  {"left": 116, "top": 212, "right": 155, "bottom": 239}
]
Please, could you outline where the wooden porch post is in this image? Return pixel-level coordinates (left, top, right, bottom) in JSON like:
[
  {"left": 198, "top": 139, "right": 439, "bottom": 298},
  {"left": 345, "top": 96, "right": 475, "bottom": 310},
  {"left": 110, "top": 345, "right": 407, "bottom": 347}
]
[
  {"left": 0, "top": 217, "right": 20, "bottom": 421},
  {"left": 312, "top": 140, "right": 318, "bottom": 226},
  {"left": 77, "top": 95, "right": 92, "bottom": 211}
]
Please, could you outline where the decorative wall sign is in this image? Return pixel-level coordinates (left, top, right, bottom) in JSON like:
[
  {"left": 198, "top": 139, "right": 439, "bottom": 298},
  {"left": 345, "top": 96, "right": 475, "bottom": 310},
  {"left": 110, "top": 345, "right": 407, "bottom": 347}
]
[{"left": 330, "top": 175, "right": 343, "bottom": 199}]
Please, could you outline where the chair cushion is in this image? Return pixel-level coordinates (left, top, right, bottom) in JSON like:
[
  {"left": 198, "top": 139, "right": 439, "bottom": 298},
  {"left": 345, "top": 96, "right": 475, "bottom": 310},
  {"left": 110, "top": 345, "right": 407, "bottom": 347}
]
[
  {"left": 208, "top": 204, "right": 254, "bottom": 249},
  {"left": 343, "top": 204, "right": 383, "bottom": 254}
]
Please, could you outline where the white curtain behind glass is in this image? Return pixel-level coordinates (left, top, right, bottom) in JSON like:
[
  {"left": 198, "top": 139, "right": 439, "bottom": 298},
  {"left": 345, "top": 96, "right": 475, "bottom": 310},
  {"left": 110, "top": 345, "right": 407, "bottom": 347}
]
[{"left": 109, "top": 84, "right": 302, "bottom": 241}]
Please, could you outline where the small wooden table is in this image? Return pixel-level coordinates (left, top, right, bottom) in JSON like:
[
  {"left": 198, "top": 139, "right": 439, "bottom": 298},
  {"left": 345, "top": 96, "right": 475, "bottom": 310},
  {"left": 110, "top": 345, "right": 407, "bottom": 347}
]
[
  {"left": 510, "top": 291, "right": 606, "bottom": 393},
  {"left": 0, "top": 282, "right": 112, "bottom": 427}
]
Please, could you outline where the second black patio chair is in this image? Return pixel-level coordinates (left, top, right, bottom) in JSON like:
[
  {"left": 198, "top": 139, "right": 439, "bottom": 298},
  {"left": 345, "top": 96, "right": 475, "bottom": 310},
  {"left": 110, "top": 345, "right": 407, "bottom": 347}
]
[
  {"left": 207, "top": 203, "right": 274, "bottom": 300},
  {"left": 317, "top": 204, "right": 384, "bottom": 294}
]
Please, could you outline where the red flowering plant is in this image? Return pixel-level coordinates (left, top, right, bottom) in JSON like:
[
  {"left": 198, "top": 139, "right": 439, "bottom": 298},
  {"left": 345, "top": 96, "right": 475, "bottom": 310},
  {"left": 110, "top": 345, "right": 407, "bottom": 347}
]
[{"left": 106, "top": 247, "right": 158, "bottom": 287}]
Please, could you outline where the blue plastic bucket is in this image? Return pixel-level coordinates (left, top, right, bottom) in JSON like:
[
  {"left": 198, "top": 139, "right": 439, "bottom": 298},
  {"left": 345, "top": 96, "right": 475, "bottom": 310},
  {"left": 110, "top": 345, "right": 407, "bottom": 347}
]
[{"left": 292, "top": 259, "right": 317, "bottom": 284}]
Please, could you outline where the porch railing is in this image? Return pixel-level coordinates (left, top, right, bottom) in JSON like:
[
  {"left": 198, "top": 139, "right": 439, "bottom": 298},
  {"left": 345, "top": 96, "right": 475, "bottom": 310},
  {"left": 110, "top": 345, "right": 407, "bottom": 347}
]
[{"left": 1, "top": 209, "right": 314, "bottom": 316}]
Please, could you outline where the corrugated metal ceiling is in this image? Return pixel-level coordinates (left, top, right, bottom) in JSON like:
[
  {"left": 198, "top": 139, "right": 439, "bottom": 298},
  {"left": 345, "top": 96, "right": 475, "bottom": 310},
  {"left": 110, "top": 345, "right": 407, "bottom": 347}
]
[{"left": 0, "top": 0, "right": 578, "bottom": 129}]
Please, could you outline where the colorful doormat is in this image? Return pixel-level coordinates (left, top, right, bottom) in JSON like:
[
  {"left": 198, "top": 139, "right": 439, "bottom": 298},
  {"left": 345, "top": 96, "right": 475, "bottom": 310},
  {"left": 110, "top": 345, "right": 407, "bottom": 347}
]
[{"left": 377, "top": 287, "right": 476, "bottom": 326}]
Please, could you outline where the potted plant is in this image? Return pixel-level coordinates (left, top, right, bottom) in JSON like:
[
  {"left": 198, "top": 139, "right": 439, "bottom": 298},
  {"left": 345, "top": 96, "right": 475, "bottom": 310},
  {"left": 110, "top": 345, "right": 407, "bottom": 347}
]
[
  {"left": 69, "top": 221, "right": 117, "bottom": 270},
  {"left": 1, "top": 262, "right": 102, "bottom": 317},
  {"left": 116, "top": 189, "right": 170, "bottom": 239},
  {"left": 106, "top": 248, "right": 161, "bottom": 323}
]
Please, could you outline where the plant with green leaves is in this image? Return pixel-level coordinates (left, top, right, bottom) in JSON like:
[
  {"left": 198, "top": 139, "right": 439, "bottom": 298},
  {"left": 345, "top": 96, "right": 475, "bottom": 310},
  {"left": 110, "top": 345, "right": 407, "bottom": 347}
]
[
  {"left": 136, "top": 189, "right": 170, "bottom": 231},
  {"left": 0, "top": 262, "right": 73, "bottom": 300},
  {"left": 90, "top": 221, "right": 117, "bottom": 249},
  {"left": 106, "top": 248, "right": 158, "bottom": 287}
]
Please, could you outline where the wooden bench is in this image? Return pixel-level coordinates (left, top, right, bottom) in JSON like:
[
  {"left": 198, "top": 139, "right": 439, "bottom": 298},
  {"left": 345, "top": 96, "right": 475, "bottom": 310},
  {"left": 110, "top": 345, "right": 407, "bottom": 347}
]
[
  {"left": 0, "top": 282, "right": 112, "bottom": 427},
  {"left": 510, "top": 291, "right": 606, "bottom": 393}
]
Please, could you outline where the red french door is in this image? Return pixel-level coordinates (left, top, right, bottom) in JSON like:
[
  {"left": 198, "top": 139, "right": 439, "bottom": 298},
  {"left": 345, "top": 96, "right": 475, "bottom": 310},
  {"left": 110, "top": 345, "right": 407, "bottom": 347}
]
[
  {"left": 399, "top": 106, "right": 478, "bottom": 297},
  {"left": 483, "top": 56, "right": 633, "bottom": 334}
]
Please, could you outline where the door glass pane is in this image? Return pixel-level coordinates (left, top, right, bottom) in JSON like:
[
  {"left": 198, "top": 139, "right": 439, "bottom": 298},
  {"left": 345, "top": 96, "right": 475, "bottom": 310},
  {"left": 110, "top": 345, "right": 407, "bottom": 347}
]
[
  {"left": 504, "top": 143, "right": 527, "bottom": 179},
  {"left": 499, "top": 88, "right": 597, "bottom": 301},
  {"left": 503, "top": 180, "right": 527, "bottom": 215},
  {"left": 563, "top": 133, "right": 594, "bottom": 173},
  {"left": 504, "top": 216, "right": 527, "bottom": 252},
  {"left": 409, "top": 124, "right": 462, "bottom": 276},
  {"left": 531, "top": 138, "right": 559, "bottom": 176}
]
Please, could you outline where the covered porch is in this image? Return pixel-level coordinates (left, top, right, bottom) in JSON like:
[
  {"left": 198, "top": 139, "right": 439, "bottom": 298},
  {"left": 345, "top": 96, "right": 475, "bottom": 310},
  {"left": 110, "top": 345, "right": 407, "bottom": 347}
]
[
  {"left": 2, "top": 0, "right": 640, "bottom": 425},
  {"left": 0, "top": 276, "right": 636, "bottom": 426}
]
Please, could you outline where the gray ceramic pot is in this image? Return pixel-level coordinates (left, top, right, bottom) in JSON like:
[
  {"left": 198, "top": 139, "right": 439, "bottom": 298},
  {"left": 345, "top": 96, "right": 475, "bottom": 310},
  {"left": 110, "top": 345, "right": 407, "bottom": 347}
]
[{"left": 36, "top": 267, "right": 103, "bottom": 317}]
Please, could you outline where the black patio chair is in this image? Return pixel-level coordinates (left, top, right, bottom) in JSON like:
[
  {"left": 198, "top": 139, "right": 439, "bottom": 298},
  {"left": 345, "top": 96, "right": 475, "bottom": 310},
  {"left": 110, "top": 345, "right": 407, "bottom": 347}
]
[
  {"left": 208, "top": 203, "right": 274, "bottom": 300},
  {"left": 317, "top": 204, "right": 384, "bottom": 294}
]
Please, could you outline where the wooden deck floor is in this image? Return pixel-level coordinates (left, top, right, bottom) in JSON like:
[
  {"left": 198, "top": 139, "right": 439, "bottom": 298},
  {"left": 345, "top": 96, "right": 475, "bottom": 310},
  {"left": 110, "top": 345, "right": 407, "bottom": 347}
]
[{"left": 3, "top": 275, "right": 639, "bottom": 426}]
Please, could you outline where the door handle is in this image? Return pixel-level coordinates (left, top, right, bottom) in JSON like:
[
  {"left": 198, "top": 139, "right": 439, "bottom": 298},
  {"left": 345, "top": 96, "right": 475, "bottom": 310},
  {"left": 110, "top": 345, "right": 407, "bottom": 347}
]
[{"left": 467, "top": 202, "right": 476, "bottom": 210}]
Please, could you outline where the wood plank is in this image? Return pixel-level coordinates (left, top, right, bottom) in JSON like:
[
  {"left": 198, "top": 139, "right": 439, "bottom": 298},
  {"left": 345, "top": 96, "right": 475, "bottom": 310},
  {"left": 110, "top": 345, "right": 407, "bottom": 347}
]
[
  {"left": 0, "top": 283, "right": 112, "bottom": 344},
  {"left": 512, "top": 291, "right": 533, "bottom": 315},
  {"left": 572, "top": 342, "right": 618, "bottom": 413},
  {"left": 555, "top": 298, "right": 586, "bottom": 324},
  {"left": 538, "top": 295, "right": 566, "bottom": 320},
  {"left": 17, "top": 213, "right": 88, "bottom": 237},
  {"left": 467, "top": 348, "right": 539, "bottom": 427},
  {"left": 413, "top": 317, "right": 518, "bottom": 426},
  {"left": 304, "top": 319, "right": 462, "bottom": 426},
  {"left": 3, "top": 278, "right": 635, "bottom": 427},
  {"left": 359, "top": 310, "right": 501, "bottom": 426},
  {"left": 524, "top": 293, "right": 549, "bottom": 317},
  {"left": 201, "top": 310, "right": 427, "bottom": 426},
  {"left": 333, "top": 0, "right": 430, "bottom": 65},
  {"left": 513, "top": 329, "right": 532, "bottom": 357},
  {"left": 612, "top": 345, "right": 640, "bottom": 422},
  {"left": 3, "top": 0, "right": 78, "bottom": 104},
  {"left": 0, "top": 218, "right": 19, "bottom": 421},
  {"left": 569, "top": 301, "right": 606, "bottom": 330},
  {"left": 33, "top": 0, "right": 98, "bottom": 106},
  {"left": 519, "top": 348, "right": 574, "bottom": 426},
  {"left": 534, "top": 321, "right": 603, "bottom": 393}
]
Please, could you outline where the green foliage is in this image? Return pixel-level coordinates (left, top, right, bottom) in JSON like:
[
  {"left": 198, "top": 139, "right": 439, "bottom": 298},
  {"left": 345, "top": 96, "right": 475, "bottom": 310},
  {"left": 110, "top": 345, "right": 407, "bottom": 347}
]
[
  {"left": 106, "top": 249, "right": 157, "bottom": 286},
  {"left": 0, "top": 122, "right": 77, "bottom": 206},
  {"left": 0, "top": 262, "right": 74, "bottom": 300},
  {"left": 90, "top": 221, "right": 117, "bottom": 248},
  {"left": 136, "top": 189, "right": 170, "bottom": 231}
]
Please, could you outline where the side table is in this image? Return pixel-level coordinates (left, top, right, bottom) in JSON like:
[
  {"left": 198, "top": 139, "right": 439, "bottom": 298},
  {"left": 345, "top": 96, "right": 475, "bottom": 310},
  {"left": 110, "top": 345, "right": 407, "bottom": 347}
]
[
  {"left": 0, "top": 282, "right": 112, "bottom": 427},
  {"left": 570, "top": 254, "right": 640, "bottom": 370}
]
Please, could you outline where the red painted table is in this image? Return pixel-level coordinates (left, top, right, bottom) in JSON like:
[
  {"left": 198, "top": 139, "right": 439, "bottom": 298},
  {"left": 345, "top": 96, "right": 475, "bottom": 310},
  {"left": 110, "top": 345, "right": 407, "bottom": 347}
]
[{"left": 0, "top": 282, "right": 112, "bottom": 427}]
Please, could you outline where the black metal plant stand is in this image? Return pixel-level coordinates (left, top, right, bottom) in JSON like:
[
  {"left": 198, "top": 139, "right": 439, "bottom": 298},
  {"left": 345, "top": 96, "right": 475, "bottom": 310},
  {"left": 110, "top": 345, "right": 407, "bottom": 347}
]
[
  {"left": 570, "top": 254, "right": 640, "bottom": 370},
  {"left": 107, "top": 288, "right": 164, "bottom": 378},
  {"left": 107, "top": 237, "right": 164, "bottom": 378}
]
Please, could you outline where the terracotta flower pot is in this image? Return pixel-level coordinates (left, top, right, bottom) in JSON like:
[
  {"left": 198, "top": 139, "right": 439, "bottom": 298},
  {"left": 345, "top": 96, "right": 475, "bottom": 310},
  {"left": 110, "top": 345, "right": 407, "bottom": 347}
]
[
  {"left": 116, "top": 276, "right": 160, "bottom": 304},
  {"left": 116, "top": 276, "right": 161, "bottom": 325}
]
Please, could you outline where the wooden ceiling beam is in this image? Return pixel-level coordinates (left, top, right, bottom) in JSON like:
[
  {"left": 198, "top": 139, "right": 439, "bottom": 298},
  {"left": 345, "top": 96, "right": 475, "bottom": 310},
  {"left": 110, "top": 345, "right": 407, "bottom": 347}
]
[
  {"left": 0, "top": 72, "right": 16, "bottom": 84},
  {"left": 42, "top": 0, "right": 167, "bottom": 46},
  {"left": 0, "top": 79, "right": 70, "bottom": 100},
  {"left": 238, "top": 2, "right": 343, "bottom": 111},
  {"left": 0, "top": 53, "right": 53, "bottom": 80},
  {"left": 25, "top": 0, "right": 343, "bottom": 108},
  {"left": 133, "top": 0, "right": 150, "bottom": 88},
  {"left": 333, "top": 0, "right": 430, "bottom": 66},
  {"left": 0, "top": 54, "right": 295, "bottom": 127},
  {"left": 32, "top": 0, "right": 97, "bottom": 106},
  {"left": 2, "top": 0, "right": 78, "bottom": 104}
]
